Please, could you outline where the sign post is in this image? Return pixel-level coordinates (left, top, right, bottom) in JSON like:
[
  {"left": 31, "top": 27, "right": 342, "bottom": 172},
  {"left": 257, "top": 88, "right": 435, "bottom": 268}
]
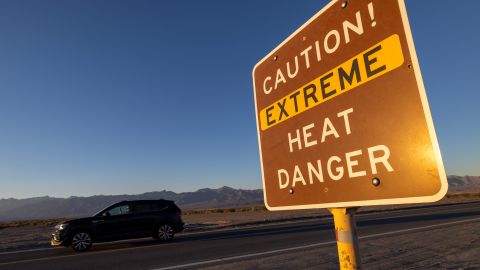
[
  {"left": 252, "top": 0, "right": 448, "bottom": 268},
  {"left": 329, "top": 208, "right": 361, "bottom": 269}
]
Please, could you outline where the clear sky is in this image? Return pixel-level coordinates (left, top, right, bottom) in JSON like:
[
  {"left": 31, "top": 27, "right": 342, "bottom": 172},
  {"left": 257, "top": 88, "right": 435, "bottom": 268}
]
[{"left": 0, "top": 0, "right": 478, "bottom": 199}]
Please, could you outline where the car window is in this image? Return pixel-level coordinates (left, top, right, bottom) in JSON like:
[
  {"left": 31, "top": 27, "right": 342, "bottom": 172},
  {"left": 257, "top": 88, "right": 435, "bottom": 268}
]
[
  {"left": 133, "top": 202, "right": 151, "bottom": 213},
  {"left": 107, "top": 204, "right": 130, "bottom": 216},
  {"left": 151, "top": 202, "right": 168, "bottom": 211}
]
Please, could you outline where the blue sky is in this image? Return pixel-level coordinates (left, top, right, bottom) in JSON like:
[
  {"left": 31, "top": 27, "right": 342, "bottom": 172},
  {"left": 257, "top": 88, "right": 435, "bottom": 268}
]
[{"left": 0, "top": 0, "right": 478, "bottom": 199}]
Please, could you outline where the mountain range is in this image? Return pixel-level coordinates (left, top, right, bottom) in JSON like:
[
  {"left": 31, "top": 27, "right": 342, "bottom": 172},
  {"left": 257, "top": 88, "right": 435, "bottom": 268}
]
[
  {"left": 445, "top": 175, "right": 480, "bottom": 193},
  {"left": 0, "top": 175, "right": 478, "bottom": 221},
  {"left": 0, "top": 187, "right": 263, "bottom": 221}
]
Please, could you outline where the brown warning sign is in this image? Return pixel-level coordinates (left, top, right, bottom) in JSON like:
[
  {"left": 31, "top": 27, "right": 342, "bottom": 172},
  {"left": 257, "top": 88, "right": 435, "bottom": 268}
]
[{"left": 252, "top": 0, "right": 448, "bottom": 210}]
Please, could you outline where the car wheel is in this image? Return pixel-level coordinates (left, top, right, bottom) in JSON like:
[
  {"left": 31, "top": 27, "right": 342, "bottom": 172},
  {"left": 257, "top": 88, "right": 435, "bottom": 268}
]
[
  {"left": 156, "top": 224, "right": 174, "bottom": 241},
  {"left": 70, "top": 231, "right": 93, "bottom": 252}
]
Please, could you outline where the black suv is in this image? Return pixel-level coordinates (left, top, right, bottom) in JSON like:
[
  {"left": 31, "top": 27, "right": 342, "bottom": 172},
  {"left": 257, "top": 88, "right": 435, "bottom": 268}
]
[{"left": 51, "top": 199, "right": 184, "bottom": 251}]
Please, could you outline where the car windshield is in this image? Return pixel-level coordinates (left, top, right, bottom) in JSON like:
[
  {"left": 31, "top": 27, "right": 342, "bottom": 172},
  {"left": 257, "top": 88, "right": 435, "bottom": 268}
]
[{"left": 93, "top": 206, "right": 111, "bottom": 217}]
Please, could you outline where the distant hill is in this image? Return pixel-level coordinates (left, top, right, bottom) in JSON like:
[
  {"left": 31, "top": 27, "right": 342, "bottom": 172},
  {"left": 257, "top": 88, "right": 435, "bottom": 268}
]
[
  {"left": 1, "top": 175, "right": 479, "bottom": 221},
  {"left": 0, "top": 187, "right": 263, "bottom": 221},
  {"left": 447, "top": 175, "right": 480, "bottom": 193}
]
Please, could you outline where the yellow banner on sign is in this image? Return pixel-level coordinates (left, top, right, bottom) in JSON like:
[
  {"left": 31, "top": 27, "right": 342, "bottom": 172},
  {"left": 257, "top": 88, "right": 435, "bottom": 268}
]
[{"left": 260, "top": 34, "right": 404, "bottom": 131}]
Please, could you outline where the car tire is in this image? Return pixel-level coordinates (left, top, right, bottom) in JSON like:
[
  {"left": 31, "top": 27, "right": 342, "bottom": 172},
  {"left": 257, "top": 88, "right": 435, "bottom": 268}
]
[
  {"left": 155, "top": 224, "right": 174, "bottom": 241},
  {"left": 70, "top": 231, "right": 93, "bottom": 252}
]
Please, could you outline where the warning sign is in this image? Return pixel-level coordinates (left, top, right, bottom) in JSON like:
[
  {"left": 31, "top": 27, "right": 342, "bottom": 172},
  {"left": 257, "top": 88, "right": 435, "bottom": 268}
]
[{"left": 252, "top": 0, "right": 448, "bottom": 210}]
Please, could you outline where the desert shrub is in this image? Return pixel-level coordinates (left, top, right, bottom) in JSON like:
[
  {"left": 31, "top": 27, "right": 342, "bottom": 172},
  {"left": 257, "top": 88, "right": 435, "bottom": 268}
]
[
  {"left": 0, "top": 218, "right": 68, "bottom": 230},
  {"left": 182, "top": 205, "right": 267, "bottom": 216},
  {"left": 446, "top": 192, "right": 480, "bottom": 199}
]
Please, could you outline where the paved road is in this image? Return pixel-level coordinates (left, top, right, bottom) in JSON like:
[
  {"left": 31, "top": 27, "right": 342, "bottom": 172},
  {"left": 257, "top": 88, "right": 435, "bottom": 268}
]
[{"left": 1, "top": 201, "right": 480, "bottom": 270}]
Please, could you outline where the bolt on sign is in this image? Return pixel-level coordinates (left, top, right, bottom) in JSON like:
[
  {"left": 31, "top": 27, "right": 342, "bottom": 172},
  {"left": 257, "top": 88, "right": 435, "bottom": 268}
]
[{"left": 252, "top": 0, "right": 448, "bottom": 210}]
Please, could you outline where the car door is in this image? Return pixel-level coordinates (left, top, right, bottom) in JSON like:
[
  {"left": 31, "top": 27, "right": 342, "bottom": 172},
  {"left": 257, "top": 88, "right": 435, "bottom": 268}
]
[
  {"left": 128, "top": 202, "right": 156, "bottom": 237},
  {"left": 93, "top": 203, "right": 132, "bottom": 241}
]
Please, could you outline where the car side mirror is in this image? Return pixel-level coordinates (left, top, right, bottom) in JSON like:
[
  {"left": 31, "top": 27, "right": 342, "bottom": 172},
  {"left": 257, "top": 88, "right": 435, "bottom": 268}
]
[{"left": 102, "top": 212, "right": 111, "bottom": 217}]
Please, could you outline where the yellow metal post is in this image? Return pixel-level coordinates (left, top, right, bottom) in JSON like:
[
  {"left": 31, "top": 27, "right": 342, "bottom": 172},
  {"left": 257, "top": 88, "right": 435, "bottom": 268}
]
[{"left": 329, "top": 208, "right": 361, "bottom": 269}]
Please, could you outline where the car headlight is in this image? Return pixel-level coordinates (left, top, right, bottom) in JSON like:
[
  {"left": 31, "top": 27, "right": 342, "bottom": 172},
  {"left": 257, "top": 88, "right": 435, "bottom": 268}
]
[{"left": 55, "top": 223, "right": 68, "bottom": 230}]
